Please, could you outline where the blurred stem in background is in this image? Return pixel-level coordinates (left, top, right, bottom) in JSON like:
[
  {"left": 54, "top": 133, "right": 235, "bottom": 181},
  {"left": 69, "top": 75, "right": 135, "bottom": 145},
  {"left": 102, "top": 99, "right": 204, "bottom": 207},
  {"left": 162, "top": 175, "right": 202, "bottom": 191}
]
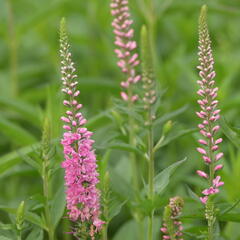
[
  {"left": 6, "top": 0, "right": 19, "bottom": 97},
  {"left": 41, "top": 118, "right": 55, "bottom": 240},
  {"left": 141, "top": 25, "right": 157, "bottom": 240},
  {"left": 102, "top": 172, "right": 110, "bottom": 240}
]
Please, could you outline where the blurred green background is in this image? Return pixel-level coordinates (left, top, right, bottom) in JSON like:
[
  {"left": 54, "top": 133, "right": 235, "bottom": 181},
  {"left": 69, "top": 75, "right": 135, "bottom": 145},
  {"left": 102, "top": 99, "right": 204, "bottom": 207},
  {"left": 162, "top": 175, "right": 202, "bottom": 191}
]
[{"left": 1, "top": 0, "right": 240, "bottom": 239}]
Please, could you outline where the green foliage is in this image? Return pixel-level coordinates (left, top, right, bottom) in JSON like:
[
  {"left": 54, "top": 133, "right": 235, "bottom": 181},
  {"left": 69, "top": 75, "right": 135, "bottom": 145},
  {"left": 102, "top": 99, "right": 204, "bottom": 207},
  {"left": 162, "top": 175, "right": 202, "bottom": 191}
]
[{"left": 0, "top": 0, "right": 240, "bottom": 239}]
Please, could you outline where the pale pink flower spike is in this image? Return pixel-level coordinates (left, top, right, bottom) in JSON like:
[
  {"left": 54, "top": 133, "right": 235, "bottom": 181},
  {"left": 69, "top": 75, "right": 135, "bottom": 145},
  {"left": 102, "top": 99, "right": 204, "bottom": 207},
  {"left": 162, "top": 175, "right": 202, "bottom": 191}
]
[
  {"left": 111, "top": 0, "right": 140, "bottom": 102},
  {"left": 59, "top": 19, "right": 104, "bottom": 239},
  {"left": 196, "top": 7, "right": 224, "bottom": 204}
]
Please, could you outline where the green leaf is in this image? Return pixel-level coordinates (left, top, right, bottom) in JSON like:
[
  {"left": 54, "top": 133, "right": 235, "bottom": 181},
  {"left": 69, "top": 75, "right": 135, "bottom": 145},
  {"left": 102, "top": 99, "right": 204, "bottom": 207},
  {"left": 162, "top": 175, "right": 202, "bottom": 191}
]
[
  {"left": 24, "top": 212, "right": 47, "bottom": 230},
  {"left": 86, "top": 110, "right": 112, "bottom": 129},
  {"left": 25, "top": 227, "right": 43, "bottom": 240},
  {"left": 19, "top": 153, "right": 41, "bottom": 173},
  {"left": 220, "top": 117, "right": 240, "bottom": 149},
  {"left": 0, "top": 223, "right": 14, "bottom": 231},
  {"left": 113, "top": 217, "right": 161, "bottom": 240},
  {"left": 143, "top": 158, "right": 187, "bottom": 195},
  {"left": 0, "top": 116, "right": 37, "bottom": 145},
  {"left": 109, "top": 168, "right": 135, "bottom": 200},
  {"left": 186, "top": 186, "right": 201, "bottom": 203},
  {"left": 154, "top": 105, "right": 188, "bottom": 126},
  {"left": 0, "top": 205, "right": 46, "bottom": 230},
  {"left": 157, "top": 128, "right": 197, "bottom": 149},
  {"left": 0, "top": 143, "right": 40, "bottom": 174},
  {"left": 113, "top": 220, "right": 138, "bottom": 240},
  {"left": 0, "top": 237, "right": 12, "bottom": 240},
  {"left": 219, "top": 199, "right": 240, "bottom": 216},
  {"left": 218, "top": 213, "right": 240, "bottom": 222},
  {"left": 0, "top": 97, "right": 41, "bottom": 126},
  {"left": 108, "top": 199, "right": 127, "bottom": 221},
  {"left": 101, "top": 142, "right": 143, "bottom": 155},
  {"left": 50, "top": 184, "right": 66, "bottom": 229}
]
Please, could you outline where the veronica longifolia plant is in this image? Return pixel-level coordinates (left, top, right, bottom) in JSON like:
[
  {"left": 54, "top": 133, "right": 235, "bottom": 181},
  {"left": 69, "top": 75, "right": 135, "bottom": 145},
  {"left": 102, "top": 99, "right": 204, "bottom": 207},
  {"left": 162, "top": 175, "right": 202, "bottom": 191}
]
[
  {"left": 59, "top": 18, "right": 104, "bottom": 239},
  {"left": 110, "top": 0, "right": 141, "bottom": 102},
  {"left": 195, "top": 5, "right": 224, "bottom": 238}
]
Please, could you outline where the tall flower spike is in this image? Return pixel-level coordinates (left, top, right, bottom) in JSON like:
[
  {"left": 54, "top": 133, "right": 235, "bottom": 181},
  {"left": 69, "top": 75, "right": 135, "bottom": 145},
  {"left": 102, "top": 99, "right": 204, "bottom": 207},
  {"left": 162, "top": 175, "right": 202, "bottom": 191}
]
[
  {"left": 111, "top": 0, "right": 141, "bottom": 102},
  {"left": 196, "top": 5, "right": 224, "bottom": 205},
  {"left": 140, "top": 25, "right": 156, "bottom": 119},
  {"left": 59, "top": 18, "right": 104, "bottom": 239},
  {"left": 160, "top": 197, "right": 184, "bottom": 240}
]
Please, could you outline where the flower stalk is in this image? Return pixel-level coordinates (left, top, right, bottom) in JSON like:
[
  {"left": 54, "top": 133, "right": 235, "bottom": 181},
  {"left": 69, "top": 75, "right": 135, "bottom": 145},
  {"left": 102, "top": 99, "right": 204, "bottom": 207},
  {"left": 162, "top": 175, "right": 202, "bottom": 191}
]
[
  {"left": 196, "top": 5, "right": 224, "bottom": 239},
  {"left": 141, "top": 25, "right": 157, "bottom": 240},
  {"left": 110, "top": 0, "right": 141, "bottom": 192},
  {"left": 41, "top": 117, "right": 54, "bottom": 240},
  {"left": 60, "top": 18, "right": 104, "bottom": 239}
]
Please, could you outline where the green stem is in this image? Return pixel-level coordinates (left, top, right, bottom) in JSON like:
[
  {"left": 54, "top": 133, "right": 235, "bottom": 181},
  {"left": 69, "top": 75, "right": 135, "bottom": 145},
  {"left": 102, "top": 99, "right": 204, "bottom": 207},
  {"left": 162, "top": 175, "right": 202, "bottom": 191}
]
[
  {"left": 6, "top": 0, "right": 18, "bottom": 97},
  {"left": 17, "top": 231, "right": 21, "bottom": 240},
  {"left": 102, "top": 224, "right": 108, "bottom": 240},
  {"left": 147, "top": 110, "right": 154, "bottom": 240},
  {"left": 127, "top": 87, "right": 144, "bottom": 240},
  {"left": 127, "top": 87, "right": 139, "bottom": 192},
  {"left": 206, "top": 96, "right": 215, "bottom": 240},
  {"left": 43, "top": 161, "right": 54, "bottom": 240}
]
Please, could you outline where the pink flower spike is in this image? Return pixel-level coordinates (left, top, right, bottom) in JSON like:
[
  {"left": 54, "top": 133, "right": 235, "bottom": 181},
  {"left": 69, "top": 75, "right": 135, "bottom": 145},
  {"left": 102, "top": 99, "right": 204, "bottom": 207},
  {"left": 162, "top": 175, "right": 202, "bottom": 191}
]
[
  {"left": 198, "top": 124, "right": 205, "bottom": 129},
  {"left": 196, "top": 5, "right": 224, "bottom": 203},
  {"left": 216, "top": 152, "right": 224, "bottom": 161},
  {"left": 111, "top": 0, "right": 140, "bottom": 102},
  {"left": 131, "top": 95, "right": 138, "bottom": 102},
  {"left": 213, "top": 176, "right": 224, "bottom": 187},
  {"left": 196, "top": 170, "right": 208, "bottom": 179},
  {"left": 120, "top": 91, "right": 128, "bottom": 101},
  {"left": 197, "top": 147, "right": 207, "bottom": 155},
  {"left": 63, "top": 125, "right": 71, "bottom": 131},
  {"left": 61, "top": 117, "right": 70, "bottom": 123},
  {"left": 63, "top": 100, "right": 70, "bottom": 106},
  {"left": 163, "top": 236, "right": 170, "bottom": 239},
  {"left": 198, "top": 139, "right": 207, "bottom": 145},
  {"left": 66, "top": 111, "right": 73, "bottom": 115},
  {"left": 76, "top": 104, "right": 83, "bottom": 109},
  {"left": 121, "top": 81, "right": 129, "bottom": 88},
  {"left": 160, "top": 227, "right": 168, "bottom": 233},
  {"left": 215, "top": 138, "right": 222, "bottom": 144},
  {"left": 74, "top": 90, "right": 80, "bottom": 97},
  {"left": 202, "top": 187, "right": 219, "bottom": 196},
  {"left": 211, "top": 145, "right": 219, "bottom": 151},
  {"left": 60, "top": 19, "right": 104, "bottom": 236},
  {"left": 212, "top": 125, "right": 220, "bottom": 133},
  {"left": 196, "top": 112, "right": 204, "bottom": 119},
  {"left": 214, "top": 164, "right": 223, "bottom": 171},
  {"left": 200, "top": 196, "right": 208, "bottom": 204},
  {"left": 203, "top": 156, "right": 211, "bottom": 164}
]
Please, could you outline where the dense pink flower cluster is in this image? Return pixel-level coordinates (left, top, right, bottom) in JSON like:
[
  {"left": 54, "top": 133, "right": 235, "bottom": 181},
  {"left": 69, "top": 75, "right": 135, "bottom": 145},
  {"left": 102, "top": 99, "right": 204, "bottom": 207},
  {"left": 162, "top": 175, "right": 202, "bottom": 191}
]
[
  {"left": 196, "top": 8, "right": 224, "bottom": 204},
  {"left": 161, "top": 197, "right": 184, "bottom": 240},
  {"left": 110, "top": 0, "right": 141, "bottom": 102},
  {"left": 60, "top": 21, "right": 104, "bottom": 238}
]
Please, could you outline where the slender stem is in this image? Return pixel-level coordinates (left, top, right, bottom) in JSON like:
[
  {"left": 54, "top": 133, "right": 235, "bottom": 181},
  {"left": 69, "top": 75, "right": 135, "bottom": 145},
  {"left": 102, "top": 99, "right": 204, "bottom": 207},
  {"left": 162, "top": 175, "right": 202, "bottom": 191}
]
[
  {"left": 102, "top": 179, "right": 109, "bottom": 240},
  {"left": 17, "top": 231, "right": 21, "bottom": 240},
  {"left": 102, "top": 224, "right": 108, "bottom": 240},
  {"left": 127, "top": 88, "right": 144, "bottom": 240},
  {"left": 127, "top": 87, "right": 139, "bottom": 192},
  {"left": 147, "top": 108, "right": 154, "bottom": 240},
  {"left": 206, "top": 91, "right": 215, "bottom": 240},
  {"left": 43, "top": 160, "right": 54, "bottom": 240},
  {"left": 6, "top": 0, "right": 18, "bottom": 97}
]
